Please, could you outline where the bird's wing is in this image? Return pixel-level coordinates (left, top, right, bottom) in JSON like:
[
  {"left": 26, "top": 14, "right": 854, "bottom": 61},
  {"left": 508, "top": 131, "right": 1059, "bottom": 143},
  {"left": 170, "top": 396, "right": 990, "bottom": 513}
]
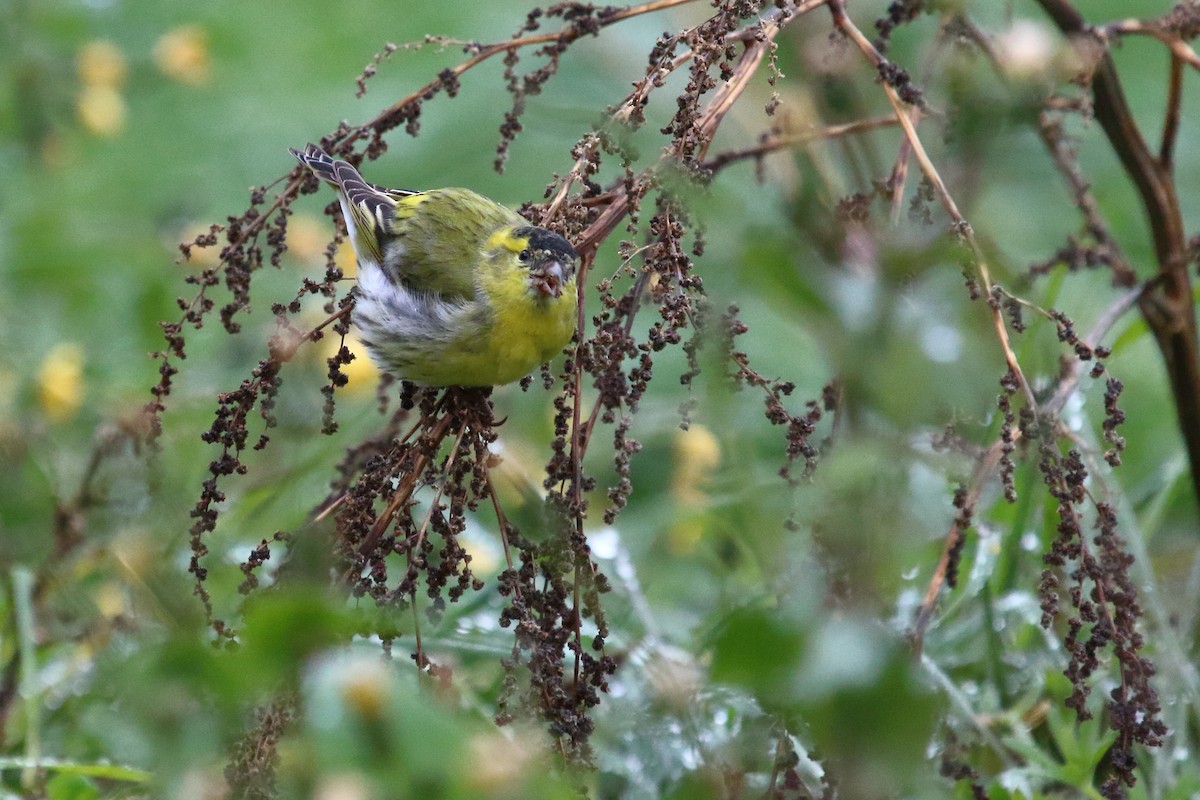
[
  {"left": 291, "top": 144, "right": 419, "bottom": 267},
  {"left": 291, "top": 145, "right": 522, "bottom": 303},
  {"left": 383, "top": 188, "right": 528, "bottom": 301}
]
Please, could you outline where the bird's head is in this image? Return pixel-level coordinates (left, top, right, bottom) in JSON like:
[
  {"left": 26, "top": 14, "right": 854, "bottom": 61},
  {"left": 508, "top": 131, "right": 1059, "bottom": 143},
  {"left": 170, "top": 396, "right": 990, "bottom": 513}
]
[{"left": 494, "top": 226, "right": 578, "bottom": 300}]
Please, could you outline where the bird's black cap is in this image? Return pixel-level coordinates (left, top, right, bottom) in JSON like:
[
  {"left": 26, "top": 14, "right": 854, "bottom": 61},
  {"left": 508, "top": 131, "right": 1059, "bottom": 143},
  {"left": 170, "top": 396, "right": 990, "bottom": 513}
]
[{"left": 515, "top": 226, "right": 577, "bottom": 260}]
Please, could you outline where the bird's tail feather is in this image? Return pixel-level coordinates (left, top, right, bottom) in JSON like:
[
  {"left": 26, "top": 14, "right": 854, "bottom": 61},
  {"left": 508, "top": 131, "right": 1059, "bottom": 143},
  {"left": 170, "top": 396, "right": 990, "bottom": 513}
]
[{"left": 290, "top": 143, "right": 346, "bottom": 187}]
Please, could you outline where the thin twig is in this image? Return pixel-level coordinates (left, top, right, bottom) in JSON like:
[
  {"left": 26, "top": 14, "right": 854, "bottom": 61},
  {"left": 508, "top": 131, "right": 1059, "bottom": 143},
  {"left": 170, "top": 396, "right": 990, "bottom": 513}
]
[
  {"left": 703, "top": 115, "right": 899, "bottom": 172},
  {"left": 352, "top": 412, "right": 454, "bottom": 560},
  {"left": 1035, "top": 110, "right": 1136, "bottom": 285},
  {"left": 827, "top": 0, "right": 1037, "bottom": 410},
  {"left": 1161, "top": 52, "right": 1183, "bottom": 169},
  {"left": 483, "top": 469, "right": 519, "bottom": 579},
  {"left": 887, "top": 107, "right": 919, "bottom": 225},
  {"left": 1105, "top": 19, "right": 1200, "bottom": 72}
]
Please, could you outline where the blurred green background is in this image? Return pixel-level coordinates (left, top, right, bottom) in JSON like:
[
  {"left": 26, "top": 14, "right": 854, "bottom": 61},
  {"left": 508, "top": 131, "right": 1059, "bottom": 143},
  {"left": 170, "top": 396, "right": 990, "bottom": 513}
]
[{"left": 2, "top": 0, "right": 1199, "bottom": 798}]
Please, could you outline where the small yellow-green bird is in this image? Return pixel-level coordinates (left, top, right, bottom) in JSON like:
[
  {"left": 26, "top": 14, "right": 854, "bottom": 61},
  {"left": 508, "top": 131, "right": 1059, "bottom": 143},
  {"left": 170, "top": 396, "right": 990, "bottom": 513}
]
[{"left": 290, "top": 144, "right": 578, "bottom": 387}]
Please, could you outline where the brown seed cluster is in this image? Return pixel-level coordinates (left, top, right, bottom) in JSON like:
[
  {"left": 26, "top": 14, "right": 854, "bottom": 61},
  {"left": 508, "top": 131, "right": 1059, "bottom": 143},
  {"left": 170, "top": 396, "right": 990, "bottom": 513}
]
[
  {"left": 151, "top": 0, "right": 842, "bottom": 764},
  {"left": 873, "top": 0, "right": 924, "bottom": 53},
  {"left": 225, "top": 696, "right": 296, "bottom": 800},
  {"left": 1036, "top": 441, "right": 1165, "bottom": 798}
]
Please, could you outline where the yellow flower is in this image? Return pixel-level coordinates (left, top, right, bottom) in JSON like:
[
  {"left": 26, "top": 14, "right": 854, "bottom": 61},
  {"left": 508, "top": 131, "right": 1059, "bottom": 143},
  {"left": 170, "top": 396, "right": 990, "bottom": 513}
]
[
  {"left": 337, "top": 658, "right": 391, "bottom": 721},
  {"left": 92, "top": 581, "right": 127, "bottom": 620},
  {"left": 77, "top": 40, "right": 128, "bottom": 89},
  {"left": 153, "top": 24, "right": 211, "bottom": 86},
  {"left": 76, "top": 85, "right": 126, "bottom": 137},
  {"left": 312, "top": 773, "right": 371, "bottom": 800},
  {"left": 286, "top": 214, "right": 329, "bottom": 265},
  {"left": 288, "top": 213, "right": 356, "bottom": 274},
  {"left": 672, "top": 424, "right": 721, "bottom": 506},
  {"left": 465, "top": 729, "right": 542, "bottom": 794},
  {"left": 335, "top": 238, "right": 358, "bottom": 278},
  {"left": 38, "top": 343, "right": 85, "bottom": 422},
  {"left": 668, "top": 425, "right": 721, "bottom": 554}
]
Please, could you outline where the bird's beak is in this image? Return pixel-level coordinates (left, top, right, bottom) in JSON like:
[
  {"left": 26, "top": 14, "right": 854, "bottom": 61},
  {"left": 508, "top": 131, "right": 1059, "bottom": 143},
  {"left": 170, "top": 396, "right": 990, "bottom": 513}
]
[{"left": 532, "top": 260, "right": 567, "bottom": 298}]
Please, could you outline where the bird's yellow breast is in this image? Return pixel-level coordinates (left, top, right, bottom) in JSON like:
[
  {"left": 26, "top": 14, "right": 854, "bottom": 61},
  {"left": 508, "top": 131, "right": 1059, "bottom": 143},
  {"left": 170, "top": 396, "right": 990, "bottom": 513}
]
[
  {"left": 479, "top": 273, "right": 578, "bottom": 384},
  {"left": 401, "top": 275, "right": 576, "bottom": 387}
]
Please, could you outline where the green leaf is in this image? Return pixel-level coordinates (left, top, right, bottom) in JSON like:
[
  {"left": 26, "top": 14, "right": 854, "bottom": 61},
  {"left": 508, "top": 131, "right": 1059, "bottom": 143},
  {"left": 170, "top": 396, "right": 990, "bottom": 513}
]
[
  {"left": 0, "top": 758, "right": 151, "bottom": 784},
  {"left": 45, "top": 772, "right": 98, "bottom": 800},
  {"left": 709, "top": 605, "right": 804, "bottom": 697}
]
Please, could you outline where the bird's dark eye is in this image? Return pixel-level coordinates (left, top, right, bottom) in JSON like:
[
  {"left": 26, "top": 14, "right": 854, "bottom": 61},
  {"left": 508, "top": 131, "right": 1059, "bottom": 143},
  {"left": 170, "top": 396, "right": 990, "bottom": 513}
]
[{"left": 518, "top": 249, "right": 532, "bottom": 263}]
